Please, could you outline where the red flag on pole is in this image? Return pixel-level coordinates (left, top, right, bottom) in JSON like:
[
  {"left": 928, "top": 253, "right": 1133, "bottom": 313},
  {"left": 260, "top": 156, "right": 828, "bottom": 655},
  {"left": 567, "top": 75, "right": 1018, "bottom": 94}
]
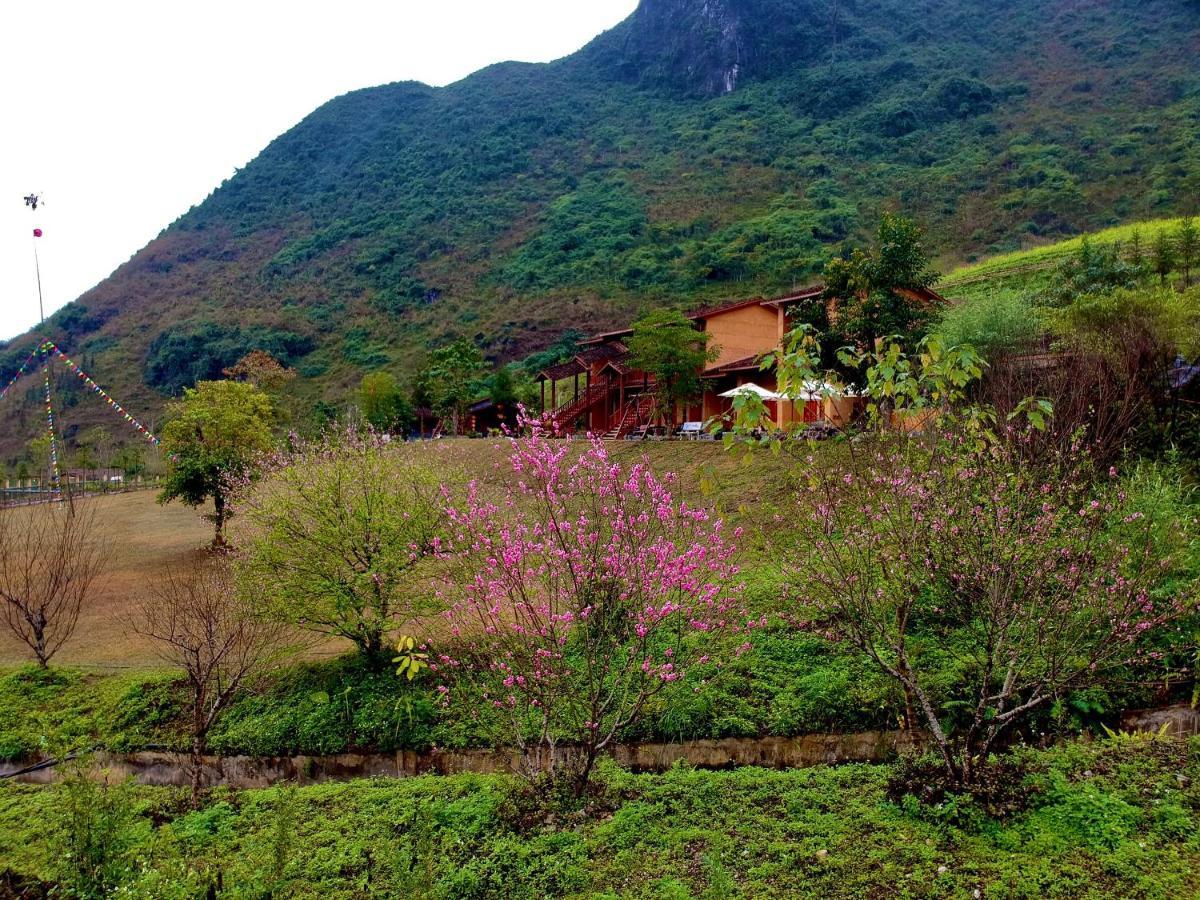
[{"left": 33, "top": 228, "right": 42, "bottom": 237}]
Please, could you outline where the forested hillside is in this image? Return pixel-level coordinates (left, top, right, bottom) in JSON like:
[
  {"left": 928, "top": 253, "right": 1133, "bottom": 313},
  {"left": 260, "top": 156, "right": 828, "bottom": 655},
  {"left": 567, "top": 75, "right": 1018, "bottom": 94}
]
[{"left": 2, "top": 0, "right": 1199, "bottom": 459}]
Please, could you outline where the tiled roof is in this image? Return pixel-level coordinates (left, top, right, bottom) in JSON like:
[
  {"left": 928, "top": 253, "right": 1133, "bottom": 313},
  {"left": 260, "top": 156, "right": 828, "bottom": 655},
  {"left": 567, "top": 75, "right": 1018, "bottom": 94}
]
[
  {"left": 577, "top": 341, "right": 627, "bottom": 363},
  {"left": 535, "top": 359, "right": 586, "bottom": 381},
  {"left": 703, "top": 354, "right": 770, "bottom": 376}
]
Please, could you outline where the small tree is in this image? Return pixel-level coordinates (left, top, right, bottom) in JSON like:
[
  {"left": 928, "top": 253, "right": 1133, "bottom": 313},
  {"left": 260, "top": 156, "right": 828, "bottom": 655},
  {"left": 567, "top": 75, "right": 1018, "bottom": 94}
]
[
  {"left": 441, "top": 428, "right": 746, "bottom": 795},
  {"left": 0, "top": 503, "right": 107, "bottom": 667},
  {"left": 358, "top": 371, "right": 413, "bottom": 433},
  {"left": 158, "top": 380, "right": 275, "bottom": 548},
  {"left": 1126, "top": 228, "right": 1146, "bottom": 270},
  {"left": 625, "top": 308, "right": 718, "bottom": 421},
  {"left": 790, "top": 426, "right": 1187, "bottom": 786},
  {"left": 1153, "top": 228, "right": 1176, "bottom": 287},
  {"left": 416, "top": 339, "right": 486, "bottom": 434},
  {"left": 235, "top": 430, "right": 446, "bottom": 661},
  {"left": 1177, "top": 217, "right": 1197, "bottom": 288},
  {"left": 136, "top": 560, "right": 287, "bottom": 804},
  {"left": 807, "top": 213, "right": 942, "bottom": 360}
]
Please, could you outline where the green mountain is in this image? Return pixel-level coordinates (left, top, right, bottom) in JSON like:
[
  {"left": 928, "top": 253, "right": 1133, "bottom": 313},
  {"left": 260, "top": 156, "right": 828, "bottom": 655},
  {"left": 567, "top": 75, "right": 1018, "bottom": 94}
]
[{"left": 3, "top": 0, "right": 1200, "bottom": 458}]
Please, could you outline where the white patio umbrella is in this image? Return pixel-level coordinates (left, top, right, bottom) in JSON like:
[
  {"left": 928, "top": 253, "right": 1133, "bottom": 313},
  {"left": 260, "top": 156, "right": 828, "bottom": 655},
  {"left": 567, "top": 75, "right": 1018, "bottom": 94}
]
[{"left": 717, "top": 382, "right": 782, "bottom": 400}]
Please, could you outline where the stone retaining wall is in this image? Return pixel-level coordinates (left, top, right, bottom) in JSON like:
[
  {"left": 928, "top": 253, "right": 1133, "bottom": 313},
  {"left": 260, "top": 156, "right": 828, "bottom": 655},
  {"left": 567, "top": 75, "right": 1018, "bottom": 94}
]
[
  {"left": 1, "top": 729, "right": 922, "bottom": 789},
  {"left": 4, "top": 705, "right": 1191, "bottom": 790}
]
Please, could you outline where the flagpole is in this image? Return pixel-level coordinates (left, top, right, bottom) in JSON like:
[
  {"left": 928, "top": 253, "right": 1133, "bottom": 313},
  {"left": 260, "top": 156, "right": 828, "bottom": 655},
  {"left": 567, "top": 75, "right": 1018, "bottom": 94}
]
[{"left": 32, "top": 239, "right": 45, "bottom": 325}]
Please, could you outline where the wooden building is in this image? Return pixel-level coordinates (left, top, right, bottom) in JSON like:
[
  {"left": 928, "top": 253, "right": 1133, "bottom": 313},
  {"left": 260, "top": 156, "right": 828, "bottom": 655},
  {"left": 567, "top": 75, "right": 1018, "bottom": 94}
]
[{"left": 536, "top": 284, "right": 942, "bottom": 438}]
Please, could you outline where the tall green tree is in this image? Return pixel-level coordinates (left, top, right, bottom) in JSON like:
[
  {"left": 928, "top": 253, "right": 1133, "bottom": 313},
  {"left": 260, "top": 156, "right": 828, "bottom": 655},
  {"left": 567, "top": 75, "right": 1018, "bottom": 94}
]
[
  {"left": 821, "top": 213, "right": 941, "bottom": 351},
  {"left": 158, "top": 380, "right": 275, "bottom": 548},
  {"left": 1153, "top": 228, "right": 1176, "bottom": 286},
  {"left": 625, "top": 308, "right": 718, "bottom": 420},
  {"left": 1177, "top": 217, "right": 1197, "bottom": 288},
  {"left": 358, "top": 372, "right": 412, "bottom": 433},
  {"left": 416, "top": 340, "right": 486, "bottom": 434}
]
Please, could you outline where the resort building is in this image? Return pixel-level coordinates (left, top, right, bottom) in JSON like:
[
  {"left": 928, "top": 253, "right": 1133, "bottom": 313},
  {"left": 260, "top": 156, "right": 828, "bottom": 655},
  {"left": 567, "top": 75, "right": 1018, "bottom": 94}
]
[{"left": 536, "top": 284, "right": 944, "bottom": 438}]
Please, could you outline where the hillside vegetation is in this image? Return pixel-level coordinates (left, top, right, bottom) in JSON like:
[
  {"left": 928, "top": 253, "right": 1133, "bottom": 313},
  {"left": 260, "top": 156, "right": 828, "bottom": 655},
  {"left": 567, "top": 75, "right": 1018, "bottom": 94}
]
[
  {"left": 940, "top": 216, "right": 1192, "bottom": 303},
  {"left": 2, "top": 739, "right": 1198, "bottom": 898},
  {"left": 1, "top": 0, "right": 1199, "bottom": 458}
]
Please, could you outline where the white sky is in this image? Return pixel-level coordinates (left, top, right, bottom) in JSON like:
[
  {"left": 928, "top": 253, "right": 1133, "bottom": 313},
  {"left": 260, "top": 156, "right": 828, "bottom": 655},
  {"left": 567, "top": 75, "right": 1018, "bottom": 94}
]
[{"left": 0, "top": 0, "right": 638, "bottom": 341}]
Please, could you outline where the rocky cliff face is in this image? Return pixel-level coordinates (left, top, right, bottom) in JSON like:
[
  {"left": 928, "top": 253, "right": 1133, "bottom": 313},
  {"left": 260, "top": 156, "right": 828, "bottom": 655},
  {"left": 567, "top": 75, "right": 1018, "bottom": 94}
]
[
  {"left": 583, "top": 0, "right": 827, "bottom": 97},
  {"left": 626, "top": 0, "right": 748, "bottom": 96}
]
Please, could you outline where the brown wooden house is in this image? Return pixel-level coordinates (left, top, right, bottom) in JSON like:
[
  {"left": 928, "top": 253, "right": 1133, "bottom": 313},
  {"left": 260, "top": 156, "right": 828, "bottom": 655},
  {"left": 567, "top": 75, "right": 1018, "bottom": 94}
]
[{"left": 536, "top": 284, "right": 944, "bottom": 438}]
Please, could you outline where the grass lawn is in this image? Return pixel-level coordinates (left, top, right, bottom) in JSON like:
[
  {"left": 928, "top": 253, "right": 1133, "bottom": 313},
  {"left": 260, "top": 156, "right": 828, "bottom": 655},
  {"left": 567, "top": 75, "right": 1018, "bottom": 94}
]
[
  {"left": 1, "top": 737, "right": 1197, "bottom": 898},
  {"left": 0, "top": 439, "right": 796, "bottom": 670}
]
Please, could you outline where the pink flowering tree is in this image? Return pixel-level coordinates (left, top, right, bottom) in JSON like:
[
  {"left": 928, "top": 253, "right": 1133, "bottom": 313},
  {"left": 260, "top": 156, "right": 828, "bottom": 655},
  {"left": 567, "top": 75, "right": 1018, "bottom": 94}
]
[
  {"left": 791, "top": 425, "right": 1192, "bottom": 786},
  {"left": 440, "top": 426, "right": 746, "bottom": 794}
]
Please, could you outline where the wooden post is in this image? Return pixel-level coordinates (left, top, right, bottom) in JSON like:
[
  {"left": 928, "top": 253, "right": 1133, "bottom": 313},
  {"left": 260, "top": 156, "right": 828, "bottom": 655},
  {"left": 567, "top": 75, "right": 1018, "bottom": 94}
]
[
  {"left": 551, "top": 379, "right": 557, "bottom": 410},
  {"left": 540, "top": 379, "right": 545, "bottom": 413},
  {"left": 574, "top": 371, "right": 579, "bottom": 402}
]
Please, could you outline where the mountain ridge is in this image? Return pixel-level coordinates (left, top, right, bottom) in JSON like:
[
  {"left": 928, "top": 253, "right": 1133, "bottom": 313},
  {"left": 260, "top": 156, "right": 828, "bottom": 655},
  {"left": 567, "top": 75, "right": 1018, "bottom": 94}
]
[{"left": 2, "top": 0, "right": 1199, "bottom": 460}]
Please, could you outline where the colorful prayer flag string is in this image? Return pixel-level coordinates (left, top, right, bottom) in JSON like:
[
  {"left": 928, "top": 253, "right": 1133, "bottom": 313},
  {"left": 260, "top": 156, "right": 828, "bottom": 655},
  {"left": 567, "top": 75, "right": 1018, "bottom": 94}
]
[
  {"left": 39, "top": 339, "right": 161, "bottom": 446},
  {"left": 41, "top": 347, "right": 62, "bottom": 492},
  {"left": 0, "top": 348, "right": 39, "bottom": 403}
]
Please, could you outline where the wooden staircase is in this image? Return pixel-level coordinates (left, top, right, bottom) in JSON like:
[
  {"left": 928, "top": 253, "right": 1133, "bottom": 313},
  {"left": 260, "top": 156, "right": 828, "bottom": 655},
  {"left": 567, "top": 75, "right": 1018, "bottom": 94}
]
[
  {"left": 600, "top": 394, "right": 656, "bottom": 440},
  {"left": 548, "top": 382, "right": 606, "bottom": 433}
]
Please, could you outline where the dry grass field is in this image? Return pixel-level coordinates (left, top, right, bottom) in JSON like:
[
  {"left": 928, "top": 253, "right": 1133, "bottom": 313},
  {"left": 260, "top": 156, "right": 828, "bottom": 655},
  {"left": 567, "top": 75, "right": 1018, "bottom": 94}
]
[
  {"left": 0, "top": 490, "right": 212, "bottom": 667},
  {"left": 0, "top": 438, "right": 797, "bottom": 668}
]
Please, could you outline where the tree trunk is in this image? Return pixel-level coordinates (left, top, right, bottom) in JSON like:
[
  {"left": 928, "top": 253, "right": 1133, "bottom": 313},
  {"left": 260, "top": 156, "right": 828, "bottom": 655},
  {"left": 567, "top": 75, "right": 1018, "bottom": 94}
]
[
  {"left": 212, "top": 492, "right": 227, "bottom": 549},
  {"left": 190, "top": 732, "right": 206, "bottom": 807}
]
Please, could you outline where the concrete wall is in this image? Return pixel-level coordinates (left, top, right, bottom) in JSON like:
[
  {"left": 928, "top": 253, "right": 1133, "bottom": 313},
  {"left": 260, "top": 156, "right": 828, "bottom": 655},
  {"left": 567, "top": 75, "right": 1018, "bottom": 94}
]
[
  {"left": 1, "top": 729, "right": 924, "bottom": 789},
  {"left": 703, "top": 305, "right": 780, "bottom": 368}
]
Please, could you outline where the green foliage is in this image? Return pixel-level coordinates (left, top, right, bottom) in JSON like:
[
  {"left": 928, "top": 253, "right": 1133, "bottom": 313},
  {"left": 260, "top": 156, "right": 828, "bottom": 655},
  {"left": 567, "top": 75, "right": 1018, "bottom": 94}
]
[
  {"left": 625, "top": 308, "right": 717, "bottom": 418},
  {"left": 1042, "top": 236, "right": 1150, "bottom": 306},
  {"left": 0, "top": 740, "right": 1198, "bottom": 897},
  {"left": 502, "top": 177, "right": 648, "bottom": 291},
  {"left": 415, "top": 339, "right": 487, "bottom": 430},
  {"left": 1154, "top": 228, "right": 1178, "bottom": 286},
  {"left": 206, "top": 655, "right": 437, "bottom": 755},
  {"left": 934, "top": 289, "right": 1041, "bottom": 358},
  {"left": 54, "top": 764, "right": 145, "bottom": 899},
  {"left": 157, "top": 380, "right": 275, "bottom": 547},
  {"left": 236, "top": 436, "right": 445, "bottom": 659},
  {"left": 144, "top": 322, "right": 313, "bottom": 395},
  {"left": 1178, "top": 217, "right": 1198, "bottom": 286},
  {"left": 357, "top": 371, "right": 413, "bottom": 433},
  {"left": 821, "top": 213, "right": 942, "bottom": 350}
]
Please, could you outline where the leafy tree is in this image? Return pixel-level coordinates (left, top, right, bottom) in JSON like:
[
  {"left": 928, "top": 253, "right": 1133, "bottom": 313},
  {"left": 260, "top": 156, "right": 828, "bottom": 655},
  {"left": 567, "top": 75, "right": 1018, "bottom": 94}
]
[
  {"left": 1153, "top": 228, "right": 1176, "bottom": 286},
  {"left": 487, "top": 365, "right": 537, "bottom": 428},
  {"left": 1177, "top": 217, "right": 1197, "bottom": 287},
  {"left": 415, "top": 340, "right": 486, "bottom": 434},
  {"left": 1046, "top": 237, "right": 1148, "bottom": 305},
  {"left": 112, "top": 446, "right": 146, "bottom": 479},
  {"left": 235, "top": 431, "right": 445, "bottom": 661},
  {"left": 625, "top": 308, "right": 718, "bottom": 420},
  {"left": 158, "top": 380, "right": 275, "bottom": 548},
  {"left": 734, "top": 339, "right": 1193, "bottom": 787},
  {"left": 791, "top": 421, "right": 1190, "bottom": 787},
  {"left": 223, "top": 350, "right": 297, "bottom": 393},
  {"left": 358, "top": 372, "right": 413, "bottom": 433},
  {"left": 821, "top": 213, "right": 941, "bottom": 351}
]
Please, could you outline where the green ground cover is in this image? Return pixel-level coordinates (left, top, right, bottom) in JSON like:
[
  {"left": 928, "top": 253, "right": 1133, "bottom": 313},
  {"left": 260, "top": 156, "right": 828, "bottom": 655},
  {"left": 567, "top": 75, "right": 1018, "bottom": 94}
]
[
  {"left": 1, "top": 737, "right": 1197, "bottom": 898},
  {"left": 938, "top": 216, "right": 1190, "bottom": 304}
]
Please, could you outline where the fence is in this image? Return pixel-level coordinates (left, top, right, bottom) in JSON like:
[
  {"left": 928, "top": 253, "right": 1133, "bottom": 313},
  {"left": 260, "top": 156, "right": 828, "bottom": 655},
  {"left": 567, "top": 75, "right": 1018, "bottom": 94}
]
[{"left": 0, "top": 475, "right": 160, "bottom": 508}]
